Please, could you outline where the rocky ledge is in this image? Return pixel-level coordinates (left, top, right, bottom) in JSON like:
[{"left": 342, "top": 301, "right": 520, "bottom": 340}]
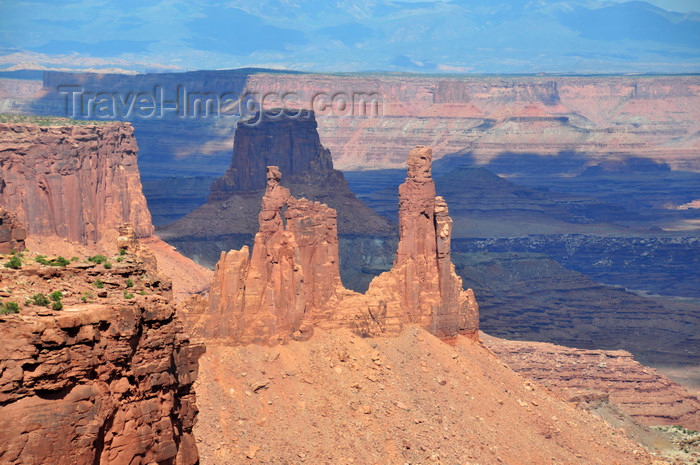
[
  {"left": 0, "top": 249, "right": 202, "bottom": 465},
  {"left": 484, "top": 335, "right": 700, "bottom": 430}
]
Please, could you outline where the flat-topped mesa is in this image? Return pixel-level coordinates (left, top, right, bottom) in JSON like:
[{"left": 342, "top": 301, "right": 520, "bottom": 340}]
[
  {"left": 206, "top": 147, "right": 479, "bottom": 344},
  {"left": 206, "top": 166, "right": 344, "bottom": 343},
  {"left": 208, "top": 109, "right": 334, "bottom": 198}
]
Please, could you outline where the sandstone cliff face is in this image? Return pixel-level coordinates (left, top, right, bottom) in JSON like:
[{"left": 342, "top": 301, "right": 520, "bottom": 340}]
[
  {"left": 0, "top": 257, "right": 201, "bottom": 465},
  {"left": 204, "top": 146, "right": 478, "bottom": 343},
  {"left": 0, "top": 208, "right": 26, "bottom": 253},
  {"left": 484, "top": 336, "right": 700, "bottom": 430},
  {"left": 0, "top": 121, "right": 153, "bottom": 243}
]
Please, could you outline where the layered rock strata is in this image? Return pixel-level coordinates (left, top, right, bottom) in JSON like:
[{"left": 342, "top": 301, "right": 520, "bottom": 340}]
[
  {"left": 246, "top": 73, "right": 700, "bottom": 171},
  {"left": 484, "top": 336, "right": 700, "bottom": 430},
  {"left": 0, "top": 208, "right": 26, "bottom": 253},
  {"left": 0, "top": 256, "right": 201, "bottom": 465},
  {"left": 0, "top": 121, "right": 153, "bottom": 243},
  {"left": 205, "top": 146, "right": 478, "bottom": 343}
]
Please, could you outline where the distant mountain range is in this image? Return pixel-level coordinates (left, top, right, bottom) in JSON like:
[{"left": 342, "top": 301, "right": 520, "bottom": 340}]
[{"left": 0, "top": 0, "right": 698, "bottom": 74}]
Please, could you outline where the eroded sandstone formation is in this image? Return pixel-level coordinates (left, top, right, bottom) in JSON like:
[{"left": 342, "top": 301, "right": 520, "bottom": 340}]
[
  {"left": 205, "top": 146, "right": 478, "bottom": 343},
  {"left": 484, "top": 336, "right": 700, "bottom": 429},
  {"left": 0, "top": 258, "right": 201, "bottom": 465},
  {"left": 0, "top": 208, "right": 26, "bottom": 253},
  {"left": 158, "top": 110, "right": 395, "bottom": 281},
  {"left": 334, "top": 147, "right": 478, "bottom": 337},
  {"left": 0, "top": 121, "right": 153, "bottom": 243},
  {"left": 207, "top": 165, "right": 344, "bottom": 343}
]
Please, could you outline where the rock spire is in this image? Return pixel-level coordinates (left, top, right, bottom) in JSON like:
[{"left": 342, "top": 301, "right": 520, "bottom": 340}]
[{"left": 205, "top": 146, "right": 479, "bottom": 343}]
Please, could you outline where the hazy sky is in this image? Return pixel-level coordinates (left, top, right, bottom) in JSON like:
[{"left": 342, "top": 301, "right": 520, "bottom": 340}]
[{"left": 0, "top": 0, "right": 698, "bottom": 74}]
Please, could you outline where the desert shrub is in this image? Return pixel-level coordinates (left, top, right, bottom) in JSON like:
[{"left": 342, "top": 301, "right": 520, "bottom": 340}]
[
  {"left": 103, "top": 261, "right": 112, "bottom": 269},
  {"left": 52, "top": 300, "right": 63, "bottom": 311},
  {"left": 93, "top": 279, "right": 104, "bottom": 289},
  {"left": 123, "top": 291, "right": 134, "bottom": 299},
  {"left": 87, "top": 255, "right": 107, "bottom": 264},
  {"left": 119, "top": 248, "right": 127, "bottom": 255},
  {"left": 138, "top": 290, "right": 146, "bottom": 295},
  {"left": 35, "top": 255, "right": 69, "bottom": 267},
  {"left": 4, "top": 256, "right": 22, "bottom": 269},
  {"left": 126, "top": 278, "right": 134, "bottom": 288},
  {"left": 0, "top": 301, "right": 19, "bottom": 315},
  {"left": 50, "top": 291, "right": 63, "bottom": 302},
  {"left": 31, "top": 293, "right": 50, "bottom": 307}
]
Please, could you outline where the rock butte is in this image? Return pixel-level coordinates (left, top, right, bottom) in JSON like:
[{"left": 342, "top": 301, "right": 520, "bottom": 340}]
[
  {"left": 158, "top": 109, "right": 395, "bottom": 282},
  {"left": 206, "top": 146, "right": 479, "bottom": 343}
]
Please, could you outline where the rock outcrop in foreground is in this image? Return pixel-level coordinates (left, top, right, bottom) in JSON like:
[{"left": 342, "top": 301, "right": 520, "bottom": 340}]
[
  {"left": 0, "top": 121, "right": 153, "bottom": 243},
  {"left": 0, "top": 252, "right": 201, "bottom": 465},
  {"left": 205, "top": 146, "right": 478, "bottom": 343}
]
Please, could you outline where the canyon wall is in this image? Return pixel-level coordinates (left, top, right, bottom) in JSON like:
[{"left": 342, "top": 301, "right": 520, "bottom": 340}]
[
  {"left": 0, "top": 120, "right": 153, "bottom": 243},
  {"left": 246, "top": 73, "right": 700, "bottom": 171},
  {"left": 204, "top": 146, "right": 478, "bottom": 343},
  {"left": 22, "top": 71, "right": 699, "bottom": 180},
  {"left": 0, "top": 254, "right": 202, "bottom": 465}
]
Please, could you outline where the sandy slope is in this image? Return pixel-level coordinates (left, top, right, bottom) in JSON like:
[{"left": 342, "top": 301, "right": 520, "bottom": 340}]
[
  {"left": 139, "top": 235, "right": 212, "bottom": 300},
  {"left": 193, "top": 327, "right": 669, "bottom": 465}
]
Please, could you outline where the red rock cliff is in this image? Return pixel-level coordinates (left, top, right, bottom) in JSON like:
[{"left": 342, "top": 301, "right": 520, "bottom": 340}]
[
  {"left": 0, "top": 121, "right": 153, "bottom": 243},
  {"left": 484, "top": 336, "right": 700, "bottom": 429},
  {"left": 205, "top": 146, "right": 479, "bottom": 343}
]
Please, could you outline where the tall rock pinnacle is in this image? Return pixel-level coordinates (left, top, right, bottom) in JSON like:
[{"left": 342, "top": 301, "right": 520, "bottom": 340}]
[
  {"left": 354, "top": 146, "right": 479, "bottom": 338},
  {"left": 205, "top": 146, "right": 479, "bottom": 343},
  {"left": 206, "top": 165, "right": 343, "bottom": 343}
]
